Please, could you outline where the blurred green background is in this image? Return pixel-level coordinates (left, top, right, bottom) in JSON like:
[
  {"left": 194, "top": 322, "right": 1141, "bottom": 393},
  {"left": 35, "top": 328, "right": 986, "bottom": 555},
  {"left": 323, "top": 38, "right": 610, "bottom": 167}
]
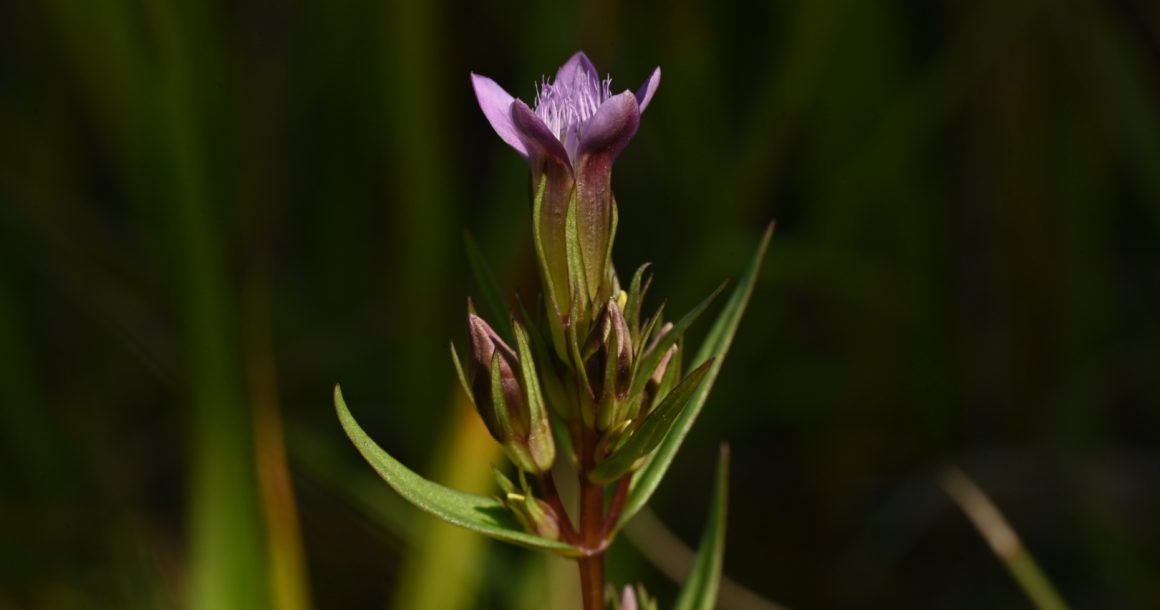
[{"left": 1, "top": 0, "right": 1158, "bottom": 608}]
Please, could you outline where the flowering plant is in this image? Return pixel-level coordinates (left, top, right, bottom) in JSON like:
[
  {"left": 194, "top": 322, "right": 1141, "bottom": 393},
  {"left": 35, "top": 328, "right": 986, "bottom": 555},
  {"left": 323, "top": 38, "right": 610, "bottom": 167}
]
[{"left": 336, "top": 51, "right": 771, "bottom": 610}]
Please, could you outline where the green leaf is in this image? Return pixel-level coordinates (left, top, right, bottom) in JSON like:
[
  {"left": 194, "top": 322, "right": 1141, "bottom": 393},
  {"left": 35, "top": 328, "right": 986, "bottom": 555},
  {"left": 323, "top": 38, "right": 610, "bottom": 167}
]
[
  {"left": 512, "top": 321, "right": 555, "bottom": 472},
  {"left": 565, "top": 191, "right": 591, "bottom": 305},
  {"left": 518, "top": 300, "right": 576, "bottom": 422},
  {"left": 624, "top": 262, "right": 652, "bottom": 342},
  {"left": 628, "top": 281, "right": 727, "bottom": 399},
  {"left": 463, "top": 230, "right": 513, "bottom": 342},
  {"left": 620, "top": 224, "right": 773, "bottom": 527},
  {"left": 334, "top": 385, "right": 581, "bottom": 556},
  {"left": 673, "top": 446, "right": 730, "bottom": 610},
  {"left": 567, "top": 290, "right": 597, "bottom": 427},
  {"left": 449, "top": 342, "right": 474, "bottom": 407},
  {"left": 602, "top": 200, "right": 620, "bottom": 301},
  {"left": 490, "top": 353, "right": 537, "bottom": 474},
  {"left": 637, "top": 301, "right": 666, "bottom": 359},
  {"left": 588, "top": 360, "right": 713, "bottom": 485}
]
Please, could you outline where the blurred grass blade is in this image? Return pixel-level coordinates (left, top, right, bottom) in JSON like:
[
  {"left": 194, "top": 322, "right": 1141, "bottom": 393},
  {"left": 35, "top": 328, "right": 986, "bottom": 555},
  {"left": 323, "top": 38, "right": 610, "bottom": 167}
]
[
  {"left": 464, "top": 230, "right": 514, "bottom": 340},
  {"left": 673, "top": 446, "right": 730, "bottom": 610},
  {"left": 141, "top": 0, "right": 270, "bottom": 607},
  {"left": 620, "top": 224, "right": 773, "bottom": 526},
  {"left": 0, "top": 258, "right": 69, "bottom": 493},
  {"left": 941, "top": 468, "right": 1071, "bottom": 610},
  {"left": 334, "top": 385, "right": 581, "bottom": 556},
  {"left": 247, "top": 286, "right": 313, "bottom": 610}
]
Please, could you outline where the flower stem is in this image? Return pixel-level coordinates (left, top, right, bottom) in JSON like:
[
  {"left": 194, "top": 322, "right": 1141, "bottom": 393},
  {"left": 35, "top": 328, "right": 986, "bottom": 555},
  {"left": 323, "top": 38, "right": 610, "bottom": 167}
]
[{"left": 577, "top": 428, "right": 606, "bottom": 610}]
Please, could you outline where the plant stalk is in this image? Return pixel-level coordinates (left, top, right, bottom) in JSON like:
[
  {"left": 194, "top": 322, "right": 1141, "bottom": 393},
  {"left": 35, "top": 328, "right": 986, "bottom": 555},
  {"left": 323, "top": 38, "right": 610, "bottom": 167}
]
[{"left": 577, "top": 428, "right": 606, "bottom": 610}]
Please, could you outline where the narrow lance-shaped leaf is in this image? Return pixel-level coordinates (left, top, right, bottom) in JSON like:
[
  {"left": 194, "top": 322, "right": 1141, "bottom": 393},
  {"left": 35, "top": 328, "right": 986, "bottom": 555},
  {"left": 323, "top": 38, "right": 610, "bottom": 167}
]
[
  {"left": 513, "top": 320, "right": 555, "bottom": 472},
  {"left": 673, "top": 446, "right": 730, "bottom": 610},
  {"left": 517, "top": 295, "right": 577, "bottom": 424},
  {"left": 599, "top": 200, "right": 620, "bottom": 304},
  {"left": 628, "top": 281, "right": 726, "bottom": 399},
  {"left": 450, "top": 343, "right": 474, "bottom": 404},
  {"left": 619, "top": 223, "right": 773, "bottom": 527},
  {"left": 597, "top": 305, "right": 624, "bottom": 430},
  {"left": 624, "top": 262, "right": 651, "bottom": 342},
  {"left": 334, "top": 385, "right": 581, "bottom": 556},
  {"left": 636, "top": 302, "right": 666, "bottom": 360},
  {"left": 588, "top": 359, "right": 714, "bottom": 484},
  {"left": 565, "top": 190, "right": 591, "bottom": 309},
  {"left": 531, "top": 176, "right": 569, "bottom": 362},
  {"left": 568, "top": 289, "right": 597, "bottom": 428}
]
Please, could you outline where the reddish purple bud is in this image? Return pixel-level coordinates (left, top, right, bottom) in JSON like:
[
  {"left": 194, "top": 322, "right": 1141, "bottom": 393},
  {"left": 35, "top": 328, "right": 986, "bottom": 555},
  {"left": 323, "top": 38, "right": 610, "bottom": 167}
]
[{"left": 467, "top": 314, "right": 526, "bottom": 441}]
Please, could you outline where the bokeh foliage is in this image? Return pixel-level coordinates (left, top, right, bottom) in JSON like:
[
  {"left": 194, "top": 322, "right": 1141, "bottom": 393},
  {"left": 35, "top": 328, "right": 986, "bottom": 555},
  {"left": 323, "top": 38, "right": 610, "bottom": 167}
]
[{"left": 0, "top": 0, "right": 1157, "bottom": 609}]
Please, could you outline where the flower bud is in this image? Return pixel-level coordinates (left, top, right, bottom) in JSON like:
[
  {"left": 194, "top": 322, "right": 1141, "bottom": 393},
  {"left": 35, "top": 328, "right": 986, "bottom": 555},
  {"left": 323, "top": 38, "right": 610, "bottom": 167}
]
[
  {"left": 582, "top": 298, "right": 633, "bottom": 429},
  {"left": 492, "top": 466, "right": 561, "bottom": 540},
  {"left": 619, "top": 321, "right": 677, "bottom": 420},
  {"left": 511, "top": 494, "right": 562, "bottom": 541},
  {"left": 462, "top": 313, "right": 555, "bottom": 473},
  {"left": 641, "top": 341, "right": 677, "bottom": 417},
  {"left": 467, "top": 313, "right": 525, "bottom": 437},
  {"left": 618, "top": 586, "right": 637, "bottom": 610},
  {"left": 608, "top": 584, "right": 656, "bottom": 610}
]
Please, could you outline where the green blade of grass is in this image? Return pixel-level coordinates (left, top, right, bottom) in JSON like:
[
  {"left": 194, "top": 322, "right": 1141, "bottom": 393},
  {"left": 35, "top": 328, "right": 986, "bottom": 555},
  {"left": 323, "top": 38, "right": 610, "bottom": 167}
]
[{"left": 673, "top": 446, "right": 730, "bottom": 610}]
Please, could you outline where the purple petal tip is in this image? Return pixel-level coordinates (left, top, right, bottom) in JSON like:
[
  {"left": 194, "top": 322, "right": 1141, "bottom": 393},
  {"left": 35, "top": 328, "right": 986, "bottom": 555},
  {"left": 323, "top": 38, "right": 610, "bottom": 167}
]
[
  {"left": 635, "top": 67, "right": 661, "bottom": 113},
  {"left": 471, "top": 73, "right": 529, "bottom": 159},
  {"left": 555, "top": 51, "right": 599, "bottom": 86}
]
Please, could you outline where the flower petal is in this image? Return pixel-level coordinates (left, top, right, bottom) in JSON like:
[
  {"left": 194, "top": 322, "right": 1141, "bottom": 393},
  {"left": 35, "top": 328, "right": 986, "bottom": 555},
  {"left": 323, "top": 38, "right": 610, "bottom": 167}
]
[
  {"left": 510, "top": 100, "right": 571, "bottom": 169},
  {"left": 554, "top": 51, "right": 599, "bottom": 87},
  {"left": 577, "top": 90, "right": 641, "bottom": 160},
  {"left": 471, "top": 73, "right": 528, "bottom": 159},
  {"left": 635, "top": 67, "right": 661, "bottom": 113}
]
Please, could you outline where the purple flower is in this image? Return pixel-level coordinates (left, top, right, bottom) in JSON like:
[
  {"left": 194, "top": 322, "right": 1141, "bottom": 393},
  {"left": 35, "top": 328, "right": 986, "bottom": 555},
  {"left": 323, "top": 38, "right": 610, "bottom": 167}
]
[
  {"left": 471, "top": 51, "right": 660, "bottom": 174},
  {"left": 471, "top": 52, "right": 660, "bottom": 343}
]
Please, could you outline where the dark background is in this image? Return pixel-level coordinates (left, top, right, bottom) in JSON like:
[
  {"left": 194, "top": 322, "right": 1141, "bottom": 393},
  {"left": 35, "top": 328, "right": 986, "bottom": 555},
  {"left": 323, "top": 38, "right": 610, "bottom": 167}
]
[{"left": 1, "top": 0, "right": 1158, "bottom": 609}]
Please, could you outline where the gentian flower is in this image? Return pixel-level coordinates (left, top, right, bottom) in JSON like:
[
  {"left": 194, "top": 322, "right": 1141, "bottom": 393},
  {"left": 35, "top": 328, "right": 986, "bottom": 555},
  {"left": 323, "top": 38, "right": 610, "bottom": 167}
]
[{"left": 471, "top": 52, "right": 660, "bottom": 351}]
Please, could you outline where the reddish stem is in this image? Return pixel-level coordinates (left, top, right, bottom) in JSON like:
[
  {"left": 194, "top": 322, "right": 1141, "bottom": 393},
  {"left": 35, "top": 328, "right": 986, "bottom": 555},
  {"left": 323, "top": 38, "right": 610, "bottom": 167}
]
[{"left": 577, "top": 428, "right": 606, "bottom": 610}]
